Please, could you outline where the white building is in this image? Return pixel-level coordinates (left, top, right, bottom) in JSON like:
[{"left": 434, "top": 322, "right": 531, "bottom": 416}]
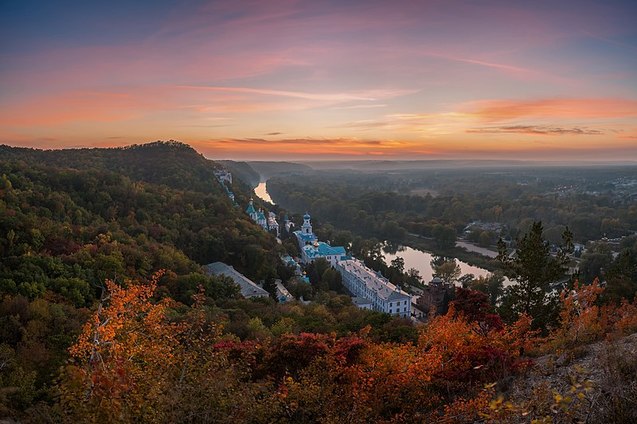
[
  {"left": 246, "top": 198, "right": 258, "bottom": 221},
  {"left": 245, "top": 198, "right": 279, "bottom": 234},
  {"left": 256, "top": 209, "right": 268, "bottom": 230},
  {"left": 336, "top": 258, "right": 411, "bottom": 318},
  {"left": 284, "top": 215, "right": 294, "bottom": 233},
  {"left": 268, "top": 212, "right": 280, "bottom": 237},
  {"left": 275, "top": 280, "right": 293, "bottom": 303},
  {"left": 293, "top": 213, "right": 347, "bottom": 266},
  {"left": 214, "top": 170, "right": 233, "bottom": 184}
]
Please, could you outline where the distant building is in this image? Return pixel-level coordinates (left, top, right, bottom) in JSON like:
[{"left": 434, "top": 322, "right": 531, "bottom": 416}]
[
  {"left": 281, "top": 254, "right": 302, "bottom": 275},
  {"left": 294, "top": 213, "right": 318, "bottom": 246},
  {"left": 284, "top": 214, "right": 294, "bottom": 233},
  {"left": 214, "top": 170, "right": 236, "bottom": 204},
  {"left": 245, "top": 198, "right": 279, "bottom": 234},
  {"left": 301, "top": 242, "right": 347, "bottom": 267},
  {"left": 336, "top": 258, "right": 411, "bottom": 318},
  {"left": 214, "top": 170, "right": 233, "bottom": 184},
  {"left": 463, "top": 221, "right": 504, "bottom": 235},
  {"left": 246, "top": 198, "right": 258, "bottom": 221},
  {"left": 417, "top": 277, "right": 454, "bottom": 317},
  {"left": 290, "top": 211, "right": 410, "bottom": 318},
  {"left": 256, "top": 209, "right": 268, "bottom": 230},
  {"left": 275, "top": 280, "right": 293, "bottom": 303},
  {"left": 268, "top": 212, "right": 280, "bottom": 237},
  {"left": 206, "top": 262, "right": 269, "bottom": 299}
]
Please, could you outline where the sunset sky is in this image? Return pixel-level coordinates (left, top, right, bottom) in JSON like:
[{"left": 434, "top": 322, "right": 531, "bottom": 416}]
[{"left": 1, "top": 0, "right": 636, "bottom": 160}]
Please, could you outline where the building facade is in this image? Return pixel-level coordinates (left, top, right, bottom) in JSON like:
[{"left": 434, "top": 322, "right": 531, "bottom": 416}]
[
  {"left": 336, "top": 258, "right": 411, "bottom": 318},
  {"left": 293, "top": 213, "right": 347, "bottom": 266}
]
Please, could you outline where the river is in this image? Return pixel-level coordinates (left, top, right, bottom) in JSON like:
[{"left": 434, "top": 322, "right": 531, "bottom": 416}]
[
  {"left": 383, "top": 244, "right": 497, "bottom": 284},
  {"left": 255, "top": 179, "right": 502, "bottom": 284},
  {"left": 254, "top": 181, "right": 275, "bottom": 204}
]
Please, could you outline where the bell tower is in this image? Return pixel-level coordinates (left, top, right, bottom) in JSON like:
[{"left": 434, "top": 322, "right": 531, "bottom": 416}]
[{"left": 301, "top": 212, "right": 313, "bottom": 236}]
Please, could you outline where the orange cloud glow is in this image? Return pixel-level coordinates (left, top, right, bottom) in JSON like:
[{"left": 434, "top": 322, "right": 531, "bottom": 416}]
[{"left": 466, "top": 98, "right": 637, "bottom": 122}]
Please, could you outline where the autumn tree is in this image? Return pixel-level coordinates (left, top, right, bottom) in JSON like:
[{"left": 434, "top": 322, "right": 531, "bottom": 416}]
[{"left": 56, "top": 274, "right": 268, "bottom": 423}]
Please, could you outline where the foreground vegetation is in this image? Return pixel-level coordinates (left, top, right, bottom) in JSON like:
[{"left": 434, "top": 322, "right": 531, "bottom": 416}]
[{"left": 5, "top": 274, "right": 636, "bottom": 423}]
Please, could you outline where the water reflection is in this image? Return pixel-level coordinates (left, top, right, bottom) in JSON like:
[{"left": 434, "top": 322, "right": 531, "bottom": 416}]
[
  {"left": 254, "top": 181, "right": 274, "bottom": 204},
  {"left": 382, "top": 244, "right": 493, "bottom": 284}
]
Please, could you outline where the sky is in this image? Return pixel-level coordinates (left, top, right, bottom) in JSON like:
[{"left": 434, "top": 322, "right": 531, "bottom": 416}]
[{"left": 1, "top": 0, "right": 637, "bottom": 161}]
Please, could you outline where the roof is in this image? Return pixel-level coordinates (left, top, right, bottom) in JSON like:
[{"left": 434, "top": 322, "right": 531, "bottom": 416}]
[
  {"left": 275, "top": 280, "right": 292, "bottom": 302},
  {"left": 352, "top": 296, "right": 373, "bottom": 306},
  {"left": 303, "top": 212, "right": 311, "bottom": 219},
  {"left": 246, "top": 203, "right": 256, "bottom": 215},
  {"left": 301, "top": 242, "right": 347, "bottom": 260},
  {"left": 257, "top": 211, "right": 266, "bottom": 221},
  {"left": 337, "top": 259, "right": 411, "bottom": 302},
  {"left": 206, "top": 262, "right": 269, "bottom": 298},
  {"left": 281, "top": 255, "right": 298, "bottom": 267},
  {"left": 294, "top": 230, "right": 317, "bottom": 243},
  {"left": 317, "top": 242, "right": 346, "bottom": 256}
]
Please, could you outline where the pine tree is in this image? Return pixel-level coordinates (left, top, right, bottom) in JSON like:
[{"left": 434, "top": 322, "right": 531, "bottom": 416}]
[{"left": 497, "top": 221, "right": 572, "bottom": 329}]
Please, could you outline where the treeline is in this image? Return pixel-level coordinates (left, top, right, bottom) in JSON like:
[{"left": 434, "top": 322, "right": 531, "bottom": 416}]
[
  {"left": 267, "top": 166, "right": 637, "bottom": 244},
  {"left": 0, "top": 141, "right": 233, "bottom": 194}
]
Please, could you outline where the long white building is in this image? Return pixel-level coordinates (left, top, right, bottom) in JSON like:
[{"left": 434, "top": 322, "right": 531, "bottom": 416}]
[
  {"left": 292, "top": 211, "right": 411, "bottom": 317},
  {"left": 336, "top": 258, "right": 411, "bottom": 318}
]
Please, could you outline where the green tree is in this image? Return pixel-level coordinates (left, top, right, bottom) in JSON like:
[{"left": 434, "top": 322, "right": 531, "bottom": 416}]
[
  {"left": 431, "top": 256, "right": 461, "bottom": 284},
  {"left": 432, "top": 224, "right": 457, "bottom": 250},
  {"left": 321, "top": 268, "right": 343, "bottom": 292},
  {"left": 468, "top": 273, "right": 505, "bottom": 306},
  {"left": 497, "top": 221, "right": 572, "bottom": 329}
]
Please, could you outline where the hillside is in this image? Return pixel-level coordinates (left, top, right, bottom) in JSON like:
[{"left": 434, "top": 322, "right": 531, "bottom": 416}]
[
  {"left": 0, "top": 141, "right": 281, "bottom": 281},
  {"left": 0, "top": 141, "right": 225, "bottom": 193},
  {"left": 0, "top": 141, "right": 420, "bottom": 420},
  {"left": 218, "top": 160, "right": 262, "bottom": 187},
  {"left": 1, "top": 142, "right": 636, "bottom": 423}
]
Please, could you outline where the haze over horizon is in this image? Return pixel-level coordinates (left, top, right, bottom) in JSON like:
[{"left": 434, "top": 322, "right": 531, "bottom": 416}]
[{"left": 1, "top": 0, "right": 637, "bottom": 161}]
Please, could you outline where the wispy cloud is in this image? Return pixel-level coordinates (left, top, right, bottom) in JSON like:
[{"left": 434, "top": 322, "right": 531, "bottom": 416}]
[
  {"left": 467, "top": 125, "right": 605, "bottom": 136},
  {"left": 333, "top": 104, "right": 387, "bottom": 110},
  {"left": 175, "top": 85, "right": 413, "bottom": 103},
  {"left": 419, "top": 51, "right": 538, "bottom": 77}
]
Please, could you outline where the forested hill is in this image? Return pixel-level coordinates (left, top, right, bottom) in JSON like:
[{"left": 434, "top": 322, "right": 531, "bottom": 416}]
[
  {"left": 218, "top": 160, "right": 262, "bottom": 187},
  {"left": 0, "top": 141, "right": 283, "bottom": 293},
  {"left": 0, "top": 141, "right": 225, "bottom": 193}
]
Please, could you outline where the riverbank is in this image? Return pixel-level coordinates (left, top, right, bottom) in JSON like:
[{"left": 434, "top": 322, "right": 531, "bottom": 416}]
[{"left": 404, "top": 234, "right": 503, "bottom": 273}]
